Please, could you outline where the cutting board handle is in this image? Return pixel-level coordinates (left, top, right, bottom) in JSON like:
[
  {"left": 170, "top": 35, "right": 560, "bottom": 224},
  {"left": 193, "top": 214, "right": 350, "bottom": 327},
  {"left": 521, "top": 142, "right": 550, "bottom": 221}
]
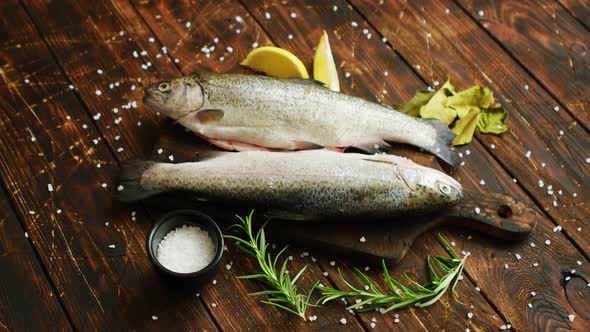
[{"left": 445, "top": 191, "right": 537, "bottom": 239}]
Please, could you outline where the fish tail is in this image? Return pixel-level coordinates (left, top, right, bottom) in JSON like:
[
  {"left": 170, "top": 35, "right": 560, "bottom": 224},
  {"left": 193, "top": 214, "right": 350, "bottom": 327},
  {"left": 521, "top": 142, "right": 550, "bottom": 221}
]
[
  {"left": 422, "top": 119, "right": 460, "bottom": 166},
  {"left": 116, "top": 160, "right": 159, "bottom": 202}
]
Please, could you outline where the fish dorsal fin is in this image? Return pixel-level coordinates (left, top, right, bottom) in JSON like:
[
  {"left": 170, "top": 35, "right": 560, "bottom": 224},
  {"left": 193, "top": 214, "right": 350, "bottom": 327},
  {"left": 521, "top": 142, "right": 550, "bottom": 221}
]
[
  {"left": 288, "top": 77, "right": 327, "bottom": 88},
  {"left": 362, "top": 158, "right": 395, "bottom": 166},
  {"left": 195, "top": 109, "right": 224, "bottom": 123}
]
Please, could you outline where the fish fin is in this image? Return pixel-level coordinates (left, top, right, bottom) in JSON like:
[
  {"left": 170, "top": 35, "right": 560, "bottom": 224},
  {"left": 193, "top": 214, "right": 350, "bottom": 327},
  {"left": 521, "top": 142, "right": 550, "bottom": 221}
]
[
  {"left": 116, "top": 160, "right": 159, "bottom": 202},
  {"left": 265, "top": 209, "right": 319, "bottom": 221},
  {"left": 288, "top": 77, "right": 326, "bottom": 87},
  {"left": 361, "top": 158, "right": 394, "bottom": 166},
  {"left": 292, "top": 140, "right": 323, "bottom": 150},
  {"left": 322, "top": 146, "right": 347, "bottom": 152},
  {"left": 422, "top": 118, "right": 460, "bottom": 166},
  {"left": 352, "top": 140, "right": 392, "bottom": 154},
  {"left": 195, "top": 109, "right": 224, "bottom": 124}
]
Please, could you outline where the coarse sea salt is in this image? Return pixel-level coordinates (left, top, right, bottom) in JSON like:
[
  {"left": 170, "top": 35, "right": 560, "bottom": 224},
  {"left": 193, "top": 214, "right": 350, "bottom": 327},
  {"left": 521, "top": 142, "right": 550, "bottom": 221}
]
[{"left": 157, "top": 225, "right": 216, "bottom": 273}]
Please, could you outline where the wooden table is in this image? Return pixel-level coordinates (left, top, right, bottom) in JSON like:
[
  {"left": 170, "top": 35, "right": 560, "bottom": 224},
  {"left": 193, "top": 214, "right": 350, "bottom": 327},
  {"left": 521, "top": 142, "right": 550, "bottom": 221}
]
[{"left": 0, "top": 0, "right": 588, "bottom": 330}]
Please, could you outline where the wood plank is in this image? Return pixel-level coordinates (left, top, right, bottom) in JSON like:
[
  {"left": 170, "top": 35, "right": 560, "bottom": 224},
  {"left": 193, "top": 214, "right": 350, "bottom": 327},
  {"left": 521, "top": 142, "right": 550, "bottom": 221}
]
[
  {"left": 242, "top": 0, "right": 590, "bottom": 330},
  {"left": 23, "top": 0, "right": 365, "bottom": 329},
  {"left": 1, "top": 1, "right": 217, "bottom": 330},
  {"left": 351, "top": 0, "right": 590, "bottom": 262},
  {"left": 557, "top": 0, "right": 590, "bottom": 31},
  {"left": 0, "top": 187, "right": 72, "bottom": 331},
  {"left": 455, "top": 0, "right": 590, "bottom": 130}
]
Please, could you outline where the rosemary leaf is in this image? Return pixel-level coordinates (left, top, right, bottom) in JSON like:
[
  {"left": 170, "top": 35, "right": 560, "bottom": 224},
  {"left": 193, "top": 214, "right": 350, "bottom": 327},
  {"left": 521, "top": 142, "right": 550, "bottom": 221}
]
[
  {"left": 318, "top": 234, "right": 468, "bottom": 312},
  {"left": 225, "top": 211, "right": 314, "bottom": 320}
]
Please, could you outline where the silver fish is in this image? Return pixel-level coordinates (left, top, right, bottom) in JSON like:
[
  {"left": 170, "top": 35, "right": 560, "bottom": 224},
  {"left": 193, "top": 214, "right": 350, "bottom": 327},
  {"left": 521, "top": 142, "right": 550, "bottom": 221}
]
[
  {"left": 117, "top": 150, "right": 462, "bottom": 220},
  {"left": 143, "top": 73, "right": 460, "bottom": 165}
]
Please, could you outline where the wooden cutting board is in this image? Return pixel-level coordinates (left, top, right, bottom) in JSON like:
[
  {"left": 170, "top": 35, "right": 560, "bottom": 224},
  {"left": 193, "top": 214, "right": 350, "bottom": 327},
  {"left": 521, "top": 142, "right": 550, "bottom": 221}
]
[{"left": 145, "top": 122, "right": 539, "bottom": 264}]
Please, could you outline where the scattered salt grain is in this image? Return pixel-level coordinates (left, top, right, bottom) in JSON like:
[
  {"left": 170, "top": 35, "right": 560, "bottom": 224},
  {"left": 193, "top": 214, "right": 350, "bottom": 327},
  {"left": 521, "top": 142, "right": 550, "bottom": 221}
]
[
  {"left": 333, "top": 5, "right": 338, "bottom": 11},
  {"left": 69, "top": 84, "right": 74, "bottom": 90},
  {"left": 351, "top": 21, "right": 358, "bottom": 27},
  {"left": 156, "top": 225, "right": 216, "bottom": 273},
  {"left": 525, "top": 150, "right": 531, "bottom": 158},
  {"left": 117, "top": 185, "right": 124, "bottom": 191},
  {"left": 545, "top": 239, "right": 551, "bottom": 245},
  {"left": 108, "top": 244, "right": 116, "bottom": 248},
  {"left": 152, "top": 315, "right": 158, "bottom": 320},
  {"left": 479, "top": 179, "right": 485, "bottom": 185},
  {"left": 475, "top": 287, "right": 480, "bottom": 292},
  {"left": 360, "top": 236, "right": 366, "bottom": 242},
  {"left": 553, "top": 106, "right": 559, "bottom": 112},
  {"left": 288, "top": 34, "right": 293, "bottom": 40},
  {"left": 185, "top": 22, "right": 191, "bottom": 28},
  {"left": 168, "top": 155, "right": 174, "bottom": 161},
  {"left": 467, "top": 312, "right": 473, "bottom": 319},
  {"left": 25, "top": 232, "right": 29, "bottom": 238},
  {"left": 339, "top": 318, "right": 347, "bottom": 325},
  {"left": 474, "top": 207, "right": 480, "bottom": 214},
  {"left": 48, "top": 184, "right": 54, "bottom": 192},
  {"left": 478, "top": 10, "right": 484, "bottom": 16},
  {"left": 568, "top": 314, "right": 575, "bottom": 322},
  {"left": 330, "top": 260, "right": 336, "bottom": 266},
  {"left": 445, "top": 8, "right": 450, "bottom": 14},
  {"left": 264, "top": 12, "right": 271, "bottom": 20},
  {"left": 515, "top": 253, "right": 521, "bottom": 260},
  {"left": 101, "top": 183, "right": 108, "bottom": 188},
  {"left": 290, "top": 12, "right": 297, "bottom": 18},
  {"left": 95, "top": 90, "right": 102, "bottom": 96}
]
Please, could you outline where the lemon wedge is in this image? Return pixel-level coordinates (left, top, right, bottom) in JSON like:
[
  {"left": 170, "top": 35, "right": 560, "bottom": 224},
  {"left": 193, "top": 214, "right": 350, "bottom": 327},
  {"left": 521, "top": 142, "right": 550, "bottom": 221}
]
[
  {"left": 313, "top": 31, "right": 340, "bottom": 92},
  {"left": 240, "top": 46, "right": 309, "bottom": 79}
]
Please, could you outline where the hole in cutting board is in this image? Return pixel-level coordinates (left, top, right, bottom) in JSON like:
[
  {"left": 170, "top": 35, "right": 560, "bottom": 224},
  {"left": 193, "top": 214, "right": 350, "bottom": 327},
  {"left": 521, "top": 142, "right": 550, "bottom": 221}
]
[{"left": 497, "top": 205, "right": 512, "bottom": 218}]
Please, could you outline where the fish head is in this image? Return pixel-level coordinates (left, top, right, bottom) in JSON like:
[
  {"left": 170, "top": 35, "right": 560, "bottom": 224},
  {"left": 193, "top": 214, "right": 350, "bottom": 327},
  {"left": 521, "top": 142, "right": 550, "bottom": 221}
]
[
  {"left": 143, "top": 76, "right": 205, "bottom": 120},
  {"left": 417, "top": 167, "right": 463, "bottom": 205},
  {"left": 399, "top": 165, "right": 463, "bottom": 207}
]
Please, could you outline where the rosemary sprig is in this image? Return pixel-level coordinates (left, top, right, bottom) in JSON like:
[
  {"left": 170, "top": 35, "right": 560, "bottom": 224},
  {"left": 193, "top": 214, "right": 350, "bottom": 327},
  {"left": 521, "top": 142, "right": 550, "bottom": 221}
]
[
  {"left": 224, "top": 211, "right": 317, "bottom": 320},
  {"left": 318, "top": 234, "right": 468, "bottom": 313}
]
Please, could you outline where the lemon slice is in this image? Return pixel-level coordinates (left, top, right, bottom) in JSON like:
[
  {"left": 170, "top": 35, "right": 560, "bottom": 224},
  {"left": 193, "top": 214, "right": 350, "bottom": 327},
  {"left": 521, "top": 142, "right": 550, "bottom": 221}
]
[
  {"left": 241, "top": 46, "right": 309, "bottom": 79},
  {"left": 313, "top": 31, "right": 340, "bottom": 92}
]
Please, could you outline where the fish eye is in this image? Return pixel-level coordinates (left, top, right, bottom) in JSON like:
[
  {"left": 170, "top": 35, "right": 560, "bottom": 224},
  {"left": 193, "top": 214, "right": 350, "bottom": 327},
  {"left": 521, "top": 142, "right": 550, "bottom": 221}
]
[
  {"left": 439, "top": 183, "right": 452, "bottom": 195},
  {"left": 158, "top": 82, "right": 170, "bottom": 92}
]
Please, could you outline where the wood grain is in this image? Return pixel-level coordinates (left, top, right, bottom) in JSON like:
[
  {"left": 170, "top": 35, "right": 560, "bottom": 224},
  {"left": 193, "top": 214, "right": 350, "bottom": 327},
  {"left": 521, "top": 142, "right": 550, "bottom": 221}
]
[
  {"left": 0, "top": 187, "right": 72, "bottom": 331},
  {"left": 1, "top": 1, "right": 217, "bottom": 330},
  {"left": 346, "top": 0, "right": 590, "bottom": 329},
  {"left": 557, "top": 0, "right": 590, "bottom": 29},
  {"left": 353, "top": 0, "right": 590, "bottom": 268},
  {"left": 455, "top": 0, "right": 590, "bottom": 130}
]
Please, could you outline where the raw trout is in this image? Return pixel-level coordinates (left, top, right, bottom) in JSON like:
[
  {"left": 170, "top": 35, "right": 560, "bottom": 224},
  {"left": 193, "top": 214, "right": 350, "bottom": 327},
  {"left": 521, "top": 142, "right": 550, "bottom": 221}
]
[
  {"left": 143, "top": 73, "right": 460, "bottom": 165},
  {"left": 117, "top": 150, "right": 462, "bottom": 219}
]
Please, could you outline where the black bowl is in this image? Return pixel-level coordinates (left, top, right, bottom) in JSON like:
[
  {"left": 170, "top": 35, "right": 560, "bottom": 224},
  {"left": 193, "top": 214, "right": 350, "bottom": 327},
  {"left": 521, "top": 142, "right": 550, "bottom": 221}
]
[{"left": 147, "top": 210, "right": 224, "bottom": 286}]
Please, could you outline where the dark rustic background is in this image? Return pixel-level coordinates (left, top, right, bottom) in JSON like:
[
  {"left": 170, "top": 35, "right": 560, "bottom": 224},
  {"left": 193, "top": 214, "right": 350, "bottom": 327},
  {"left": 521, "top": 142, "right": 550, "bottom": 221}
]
[{"left": 0, "top": 0, "right": 589, "bottom": 331}]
